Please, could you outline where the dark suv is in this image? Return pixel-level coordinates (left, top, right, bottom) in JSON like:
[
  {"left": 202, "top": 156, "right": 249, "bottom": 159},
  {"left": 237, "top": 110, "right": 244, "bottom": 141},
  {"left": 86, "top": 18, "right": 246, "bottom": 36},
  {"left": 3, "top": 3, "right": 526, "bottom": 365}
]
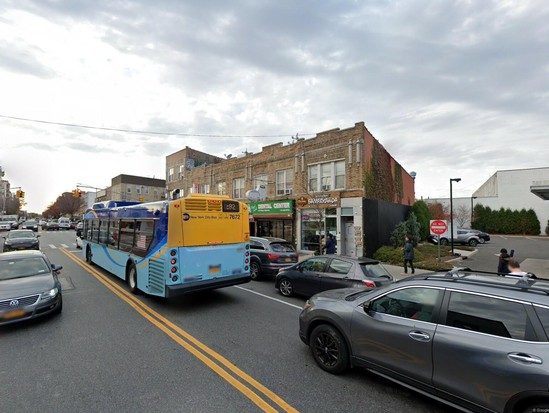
[
  {"left": 299, "top": 269, "right": 549, "bottom": 413},
  {"left": 249, "top": 236, "right": 298, "bottom": 280}
]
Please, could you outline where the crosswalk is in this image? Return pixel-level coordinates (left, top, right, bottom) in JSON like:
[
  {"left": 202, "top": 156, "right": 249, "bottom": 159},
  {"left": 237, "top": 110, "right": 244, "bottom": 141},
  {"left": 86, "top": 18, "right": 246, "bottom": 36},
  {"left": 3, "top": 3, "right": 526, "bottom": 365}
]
[{"left": 46, "top": 243, "right": 77, "bottom": 249}]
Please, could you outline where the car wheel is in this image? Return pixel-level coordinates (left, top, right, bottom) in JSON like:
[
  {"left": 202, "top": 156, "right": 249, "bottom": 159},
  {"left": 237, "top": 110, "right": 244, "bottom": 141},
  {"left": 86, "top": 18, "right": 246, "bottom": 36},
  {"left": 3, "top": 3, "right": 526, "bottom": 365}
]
[
  {"left": 440, "top": 238, "right": 449, "bottom": 246},
  {"left": 479, "top": 238, "right": 486, "bottom": 244},
  {"left": 250, "top": 261, "right": 261, "bottom": 281},
  {"left": 468, "top": 239, "right": 478, "bottom": 247},
  {"left": 278, "top": 278, "right": 294, "bottom": 296},
  {"left": 127, "top": 262, "right": 140, "bottom": 294},
  {"left": 310, "top": 324, "right": 350, "bottom": 374},
  {"left": 55, "top": 295, "right": 63, "bottom": 314},
  {"left": 85, "top": 246, "right": 93, "bottom": 264}
]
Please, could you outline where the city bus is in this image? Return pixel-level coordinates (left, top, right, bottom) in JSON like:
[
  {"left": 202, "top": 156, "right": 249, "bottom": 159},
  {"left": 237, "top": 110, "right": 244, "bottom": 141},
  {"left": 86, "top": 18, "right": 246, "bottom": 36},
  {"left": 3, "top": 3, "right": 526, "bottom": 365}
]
[{"left": 81, "top": 194, "right": 251, "bottom": 297}]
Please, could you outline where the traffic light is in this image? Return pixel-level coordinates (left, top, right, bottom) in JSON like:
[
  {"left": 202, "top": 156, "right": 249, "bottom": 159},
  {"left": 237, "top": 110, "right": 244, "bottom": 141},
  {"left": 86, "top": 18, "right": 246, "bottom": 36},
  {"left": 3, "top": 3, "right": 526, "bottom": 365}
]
[
  {"left": 15, "top": 190, "right": 25, "bottom": 198},
  {"left": 72, "top": 189, "right": 82, "bottom": 198}
]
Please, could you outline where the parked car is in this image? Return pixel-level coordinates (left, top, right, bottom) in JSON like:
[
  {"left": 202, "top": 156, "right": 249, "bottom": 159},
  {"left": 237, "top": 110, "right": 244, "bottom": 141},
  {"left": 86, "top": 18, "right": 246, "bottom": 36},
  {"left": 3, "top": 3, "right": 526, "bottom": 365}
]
[
  {"left": 0, "top": 222, "right": 10, "bottom": 231},
  {"left": 20, "top": 220, "right": 39, "bottom": 232},
  {"left": 437, "top": 229, "right": 480, "bottom": 246},
  {"left": 45, "top": 220, "right": 60, "bottom": 231},
  {"left": 276, "top": 255, "right": 393, "bottom": 297},
  {"left": 0, "top": 250, "right": 63, "bottom": 325},
  {"left": 299, "top": 268, "right": 549, "bottom": 413},
  {"left": 462, "top": 228, "right": 491, "bottom": 243},
  {"left": 249, "top": 236, "right": 299, "bottom": 280},
  {"left": 2, "top": 230, "right": 40, "bottom": 252}
]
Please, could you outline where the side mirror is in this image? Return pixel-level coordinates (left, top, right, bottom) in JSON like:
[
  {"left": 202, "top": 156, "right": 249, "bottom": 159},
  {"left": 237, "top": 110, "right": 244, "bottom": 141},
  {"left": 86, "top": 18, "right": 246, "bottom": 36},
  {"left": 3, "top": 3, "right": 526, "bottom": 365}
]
[
  {"left": 363, "top": 301, "right": 372, "bottom": 314},
  {"left": 51, "top": 264, "right": 63, "bottom": 274},
  {"left": 36, "top": 234, "right": 41, "bottom": 237}
]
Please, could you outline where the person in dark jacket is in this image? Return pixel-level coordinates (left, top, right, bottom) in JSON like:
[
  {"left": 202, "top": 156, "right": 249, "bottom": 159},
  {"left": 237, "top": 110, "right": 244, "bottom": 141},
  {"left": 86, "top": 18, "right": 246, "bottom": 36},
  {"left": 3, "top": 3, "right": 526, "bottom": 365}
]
[
  {"left": 324, "top": 233, "right": 336, "bottom": 254},
  {"left": 403, "top": 235, "right": 415, "bottom": 274},
  {"left": 497, "top": 248, "right": 510, "bottom": 274}
]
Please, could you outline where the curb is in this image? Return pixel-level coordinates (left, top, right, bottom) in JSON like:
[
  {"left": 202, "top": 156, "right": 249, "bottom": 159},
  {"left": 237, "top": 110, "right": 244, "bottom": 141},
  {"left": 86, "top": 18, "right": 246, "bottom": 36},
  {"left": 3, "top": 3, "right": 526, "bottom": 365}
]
[{"left": 447, "top": 248, "right": 479, "bottom": 263}]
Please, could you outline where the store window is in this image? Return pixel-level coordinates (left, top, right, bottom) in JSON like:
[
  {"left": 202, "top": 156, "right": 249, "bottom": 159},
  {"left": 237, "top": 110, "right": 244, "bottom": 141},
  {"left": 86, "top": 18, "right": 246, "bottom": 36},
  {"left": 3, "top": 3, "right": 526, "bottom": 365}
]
[
  {"left": 217, "top": 181, "right": 226, "bottom": 195},
  {"left": 254, "top": 174, "right": 268, "bottom": 189}
]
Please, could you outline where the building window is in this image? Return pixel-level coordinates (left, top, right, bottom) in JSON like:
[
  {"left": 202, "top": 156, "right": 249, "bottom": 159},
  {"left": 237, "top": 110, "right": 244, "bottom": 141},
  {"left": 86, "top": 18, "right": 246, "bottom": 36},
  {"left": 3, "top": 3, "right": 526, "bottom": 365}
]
[
  {"left": 136, "top": 186, "right": 142, "bottom": 195},
  {"left": 233, "top": 178, "right": 245, "bottom": 199},
  {"left": 254, "top": 174, "right": 268, "bottom": 190},
  {"left": 217, "top": 182, "right": 226, "bottom": 195},
  {"left": 168, "top": 168, "right": 174, "bottom": 183},
  {"left": 178, "top": 165, "right": 184, "bottom": 180},
  {"left": 308, "top": 160, "right": 345, "bottom": 192},
  {"left": 276, "top": 169, "right": 293, "bottom": 196},
  {"left": 202, "top": 184, "right": 210, "bottom": 194},
  {"left": 127, "top": 185, "right": 132, "bottom": 193},
  {"left": 144, "top": 186, "right": 150, "bottom": 194}
]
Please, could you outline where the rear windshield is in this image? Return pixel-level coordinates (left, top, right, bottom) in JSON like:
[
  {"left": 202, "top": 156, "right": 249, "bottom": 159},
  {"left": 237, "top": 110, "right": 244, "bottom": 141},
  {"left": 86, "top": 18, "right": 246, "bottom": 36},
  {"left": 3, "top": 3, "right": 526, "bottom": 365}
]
[
  {"left": 360, "top": 263, "right": 391, "bottom": 279},
  {"left": 270, "top": 242, "right": 295, "bottom": 253}
]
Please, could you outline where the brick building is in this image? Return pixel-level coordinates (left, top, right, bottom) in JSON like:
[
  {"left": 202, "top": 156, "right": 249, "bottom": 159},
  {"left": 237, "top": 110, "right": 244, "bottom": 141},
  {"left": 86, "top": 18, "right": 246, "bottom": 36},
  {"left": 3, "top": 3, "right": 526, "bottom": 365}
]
[{"left": 166, "top": 122, "right": 415, "bottom": 257}]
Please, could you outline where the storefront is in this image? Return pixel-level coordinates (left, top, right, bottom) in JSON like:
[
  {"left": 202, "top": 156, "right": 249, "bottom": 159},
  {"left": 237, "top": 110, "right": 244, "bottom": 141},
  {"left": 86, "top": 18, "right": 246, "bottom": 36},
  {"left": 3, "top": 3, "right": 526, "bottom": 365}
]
[
  {"left": 248, "top": 200, "right": 295, "bottom": 243},
  {"left": 296, "top": 194, "right": 363, "bottom": 257}
]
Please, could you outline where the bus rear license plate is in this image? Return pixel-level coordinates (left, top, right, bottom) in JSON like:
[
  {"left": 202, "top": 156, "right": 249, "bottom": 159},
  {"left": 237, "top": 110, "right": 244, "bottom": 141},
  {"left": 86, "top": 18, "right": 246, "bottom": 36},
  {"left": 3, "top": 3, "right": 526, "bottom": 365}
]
[
  {"left": 209, "top": 266, "right": 221, "bottom": 273},
  {"left": 2, "top": 309, "right": 26, "bottom": 320}
]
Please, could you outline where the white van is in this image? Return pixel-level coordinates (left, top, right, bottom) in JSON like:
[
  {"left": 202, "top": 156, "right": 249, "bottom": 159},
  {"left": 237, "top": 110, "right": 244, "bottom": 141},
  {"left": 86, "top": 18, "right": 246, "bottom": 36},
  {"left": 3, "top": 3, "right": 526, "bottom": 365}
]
[{"left": 58, "top": 217, "right": 71, "bottom": 229}]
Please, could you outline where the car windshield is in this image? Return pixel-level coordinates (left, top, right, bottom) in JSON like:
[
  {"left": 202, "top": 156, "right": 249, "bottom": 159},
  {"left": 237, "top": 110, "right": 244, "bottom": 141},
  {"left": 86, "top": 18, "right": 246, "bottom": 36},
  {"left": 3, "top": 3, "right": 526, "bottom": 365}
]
[
  {"left": 270, "top": 242, "right": 295, "bottom": 253},
  {"left": 359, "top": 263, "right": 391, "bottom": 278},
  {"left": 0, "top": 257, "right": 50, "bottom": 280},
  {"left": 7, "top": 231, "right": 36, "bottom": 239}
]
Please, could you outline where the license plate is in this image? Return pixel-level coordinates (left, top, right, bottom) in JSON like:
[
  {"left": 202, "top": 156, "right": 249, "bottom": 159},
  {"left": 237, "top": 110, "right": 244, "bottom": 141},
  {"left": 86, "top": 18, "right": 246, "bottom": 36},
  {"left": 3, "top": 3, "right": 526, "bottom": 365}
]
[
  {"left": 208, "top": 265, "right": 221, "bottom": 273},
  {"left": 2, "top": 309, "right": 26, "bottom": 320},
  {"left": 284, "top": 258, "right": 293, "bottom": 262}
]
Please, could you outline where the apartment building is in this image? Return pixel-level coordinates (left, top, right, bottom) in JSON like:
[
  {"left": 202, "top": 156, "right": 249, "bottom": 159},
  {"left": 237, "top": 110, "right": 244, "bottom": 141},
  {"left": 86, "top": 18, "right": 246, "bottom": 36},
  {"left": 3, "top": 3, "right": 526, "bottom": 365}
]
[
  {"left": 166, "top": 122, "right": 415, "bottom": 257},
  {"left": 96, "top": 174, "right": 166, "bottom": 203}
]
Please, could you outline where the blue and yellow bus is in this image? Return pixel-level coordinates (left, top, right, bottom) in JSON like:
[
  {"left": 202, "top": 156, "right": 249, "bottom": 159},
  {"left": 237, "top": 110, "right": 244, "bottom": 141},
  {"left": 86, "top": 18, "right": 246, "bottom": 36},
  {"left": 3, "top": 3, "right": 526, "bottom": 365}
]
[{"left": 82, "top": 194, "right": 251, "bottom": 297}]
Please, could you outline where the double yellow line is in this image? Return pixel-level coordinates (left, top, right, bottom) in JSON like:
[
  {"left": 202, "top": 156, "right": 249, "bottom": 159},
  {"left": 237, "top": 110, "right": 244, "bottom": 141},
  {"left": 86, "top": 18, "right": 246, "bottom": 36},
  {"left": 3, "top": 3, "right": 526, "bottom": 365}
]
[{"left": 61, "top": 249, "right": 299, "bottom": 413}]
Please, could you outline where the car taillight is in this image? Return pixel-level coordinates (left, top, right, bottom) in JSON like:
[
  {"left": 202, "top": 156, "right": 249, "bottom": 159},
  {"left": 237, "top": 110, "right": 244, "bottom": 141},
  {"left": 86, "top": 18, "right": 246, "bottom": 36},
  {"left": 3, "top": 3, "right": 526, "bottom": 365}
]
[
  {"left": 362, "top": 280, "right": 376, "bottom": 288},
  {"left": 267, "top": 254, "right": 281, "bottom": 260}
]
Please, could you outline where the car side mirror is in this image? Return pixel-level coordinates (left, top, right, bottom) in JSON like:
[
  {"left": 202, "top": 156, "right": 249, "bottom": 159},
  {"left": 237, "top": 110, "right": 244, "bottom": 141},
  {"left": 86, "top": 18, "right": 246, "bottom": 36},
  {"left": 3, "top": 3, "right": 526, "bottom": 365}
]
[
  {"left": 51, "top": 264, "right": 63, "bottom": 274},
  {"left": 36, "top": 234, "right": 41, "bottom": 237},
  {"left": 363, "top": 301, "right": 373, "bottom": 314}
]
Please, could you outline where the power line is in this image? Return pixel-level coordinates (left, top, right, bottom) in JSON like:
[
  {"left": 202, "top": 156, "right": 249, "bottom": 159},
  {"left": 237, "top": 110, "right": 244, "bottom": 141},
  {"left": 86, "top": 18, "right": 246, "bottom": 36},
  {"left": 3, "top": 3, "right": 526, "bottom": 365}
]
[{"left": 0, "top": 114, "right": 314, "bottom": 139}]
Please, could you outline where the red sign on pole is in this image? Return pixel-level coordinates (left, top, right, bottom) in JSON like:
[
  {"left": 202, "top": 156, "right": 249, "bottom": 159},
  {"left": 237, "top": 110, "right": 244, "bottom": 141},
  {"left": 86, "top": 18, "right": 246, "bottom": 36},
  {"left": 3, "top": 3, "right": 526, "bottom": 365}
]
[{"left": 430, "top": 220, "right": 448, "bottom": 235}]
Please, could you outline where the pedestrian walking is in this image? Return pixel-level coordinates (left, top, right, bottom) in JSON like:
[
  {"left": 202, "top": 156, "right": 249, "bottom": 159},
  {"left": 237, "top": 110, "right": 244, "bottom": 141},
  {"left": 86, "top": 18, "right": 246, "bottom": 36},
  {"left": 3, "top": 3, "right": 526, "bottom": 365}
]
[
  {"left": 324, "top": 233, "right": 336, "bottom": 254},
  {"left": 497, "top": 248, "right": 511, "bottom": 274},
  {"left": 403, "top": 235, "right": 415, "bottom": 275}
]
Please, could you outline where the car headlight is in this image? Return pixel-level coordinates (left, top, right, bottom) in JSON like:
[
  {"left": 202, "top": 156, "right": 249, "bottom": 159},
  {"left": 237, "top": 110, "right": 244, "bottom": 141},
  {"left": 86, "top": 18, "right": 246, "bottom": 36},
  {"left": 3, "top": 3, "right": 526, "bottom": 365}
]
[
  {"left": 303, "top": 300, "right": 313, "bottom": 310},
  {"left": 40, "top": 287, "right": 59, "bottom": 301}
]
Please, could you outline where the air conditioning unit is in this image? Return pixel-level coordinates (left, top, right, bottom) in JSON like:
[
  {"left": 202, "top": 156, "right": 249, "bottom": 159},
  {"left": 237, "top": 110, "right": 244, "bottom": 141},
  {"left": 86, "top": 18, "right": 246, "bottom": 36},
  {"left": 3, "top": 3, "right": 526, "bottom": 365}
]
[
  {"left": 284, "top": 189, "right": 293, "bottom": 195},
  {"left": 321, "top": 185, "right": 330, "bottom": 191}
]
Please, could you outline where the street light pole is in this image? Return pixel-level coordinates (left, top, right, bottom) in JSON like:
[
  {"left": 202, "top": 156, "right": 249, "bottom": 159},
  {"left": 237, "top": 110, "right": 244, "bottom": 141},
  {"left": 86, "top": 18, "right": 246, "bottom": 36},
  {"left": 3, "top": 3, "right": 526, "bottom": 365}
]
[
  {"left": 470, "top": 196, "right": 477, "bottom": 227},
  {"left": 450, "top": 178, "right": 461, "bottom": 256}
]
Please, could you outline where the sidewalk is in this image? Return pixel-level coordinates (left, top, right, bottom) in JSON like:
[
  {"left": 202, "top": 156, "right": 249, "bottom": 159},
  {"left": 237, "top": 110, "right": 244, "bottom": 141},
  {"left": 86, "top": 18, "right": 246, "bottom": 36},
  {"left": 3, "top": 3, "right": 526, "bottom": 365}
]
[{"left": 383, "top": 248, "right": 478, "bottom": 281}]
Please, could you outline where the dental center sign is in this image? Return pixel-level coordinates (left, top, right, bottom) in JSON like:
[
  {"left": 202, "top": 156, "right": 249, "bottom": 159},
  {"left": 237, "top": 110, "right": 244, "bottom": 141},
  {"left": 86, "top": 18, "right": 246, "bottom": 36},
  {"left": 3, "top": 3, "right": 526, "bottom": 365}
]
[{"left": 249, "top": 200, "right": 294, "bottom": 215}]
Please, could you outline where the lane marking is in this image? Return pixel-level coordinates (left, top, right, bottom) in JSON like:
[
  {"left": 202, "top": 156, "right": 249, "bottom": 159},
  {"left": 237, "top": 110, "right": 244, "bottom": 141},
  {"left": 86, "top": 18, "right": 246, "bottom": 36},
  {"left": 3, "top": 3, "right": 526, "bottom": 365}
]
[
  {"left": 48, "top": 244, "right": 57, "bottom": 249},
  {"left": 60, "top": 249, "right": 299, "bottom": 413},
  {"left": 61, "top": 243, "right": 69, "bottom": 248},
  {"left": 234, "top": 286, "right": 303, "bottom": 310}
]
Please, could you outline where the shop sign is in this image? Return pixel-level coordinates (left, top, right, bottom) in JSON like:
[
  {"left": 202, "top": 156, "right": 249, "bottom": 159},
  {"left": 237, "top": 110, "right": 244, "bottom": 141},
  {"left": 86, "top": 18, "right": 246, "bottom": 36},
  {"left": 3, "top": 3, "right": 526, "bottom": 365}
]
[
  {"left": 296, "top": 193, "right": 340, "bottom": 209},
  {"left": 249, "top": 200, "right": 294, "bottom": 215}
]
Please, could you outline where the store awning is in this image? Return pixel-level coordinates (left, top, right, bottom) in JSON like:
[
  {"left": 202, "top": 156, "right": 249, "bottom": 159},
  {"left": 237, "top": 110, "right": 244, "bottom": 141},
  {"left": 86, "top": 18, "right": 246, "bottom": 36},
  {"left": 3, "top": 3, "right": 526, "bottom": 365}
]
[{"left": 531, "top": 181, "right": 549, "bottom": 200}]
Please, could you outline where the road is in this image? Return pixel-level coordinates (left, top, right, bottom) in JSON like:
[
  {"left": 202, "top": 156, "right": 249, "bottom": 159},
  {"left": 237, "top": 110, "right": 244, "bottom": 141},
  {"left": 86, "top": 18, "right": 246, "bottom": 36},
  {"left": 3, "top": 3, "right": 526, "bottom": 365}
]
[{"left": 0, "top": 230, "right": 455, "bottom": 413}]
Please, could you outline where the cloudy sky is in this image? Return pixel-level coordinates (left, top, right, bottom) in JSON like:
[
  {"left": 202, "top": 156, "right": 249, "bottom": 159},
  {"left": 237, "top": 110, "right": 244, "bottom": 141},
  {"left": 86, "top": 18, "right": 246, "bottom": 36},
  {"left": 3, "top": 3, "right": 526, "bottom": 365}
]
[{"left": 1, "top": 0, "right": 548, "bottom": 213}]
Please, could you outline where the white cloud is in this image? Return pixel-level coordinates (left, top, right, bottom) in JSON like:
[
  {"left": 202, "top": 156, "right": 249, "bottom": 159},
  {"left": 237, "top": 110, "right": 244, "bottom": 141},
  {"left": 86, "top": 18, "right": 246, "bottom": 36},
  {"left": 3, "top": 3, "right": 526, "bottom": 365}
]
[{"left": 0, "top": 0, "right": 548, "bottom": 213}]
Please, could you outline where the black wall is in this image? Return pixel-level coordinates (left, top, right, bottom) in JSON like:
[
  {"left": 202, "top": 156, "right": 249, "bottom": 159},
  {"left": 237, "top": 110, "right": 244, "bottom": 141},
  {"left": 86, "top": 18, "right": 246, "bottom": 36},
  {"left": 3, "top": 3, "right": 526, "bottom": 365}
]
[{"left": 362, "top": 198, "right": 411, "bottom": 258}]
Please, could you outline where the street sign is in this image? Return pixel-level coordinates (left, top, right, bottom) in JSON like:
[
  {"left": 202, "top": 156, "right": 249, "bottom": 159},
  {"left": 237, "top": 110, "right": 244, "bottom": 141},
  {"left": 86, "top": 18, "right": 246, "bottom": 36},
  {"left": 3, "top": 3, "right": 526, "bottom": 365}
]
[{"left": 430, "top": 220, "right": 448, "bottom": 235}]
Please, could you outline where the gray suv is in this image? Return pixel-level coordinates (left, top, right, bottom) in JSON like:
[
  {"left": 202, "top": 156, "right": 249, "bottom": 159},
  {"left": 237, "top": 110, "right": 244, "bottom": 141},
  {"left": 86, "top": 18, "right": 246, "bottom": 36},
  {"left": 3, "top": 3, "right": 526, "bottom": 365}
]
[
  {"left": 299, "top": 269, "right": 549, "bottom": 412},
  {"left": 437, "top": 229, "right": 480, "bottom": 246},
  {"left": 249, "top": 236, "right": 298, "bottom": 280}
]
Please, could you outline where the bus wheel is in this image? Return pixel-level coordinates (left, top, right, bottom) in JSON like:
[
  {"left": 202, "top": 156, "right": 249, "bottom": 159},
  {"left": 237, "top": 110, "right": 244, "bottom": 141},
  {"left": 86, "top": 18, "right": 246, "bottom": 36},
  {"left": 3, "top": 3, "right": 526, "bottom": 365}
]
[
  {"left": 127, "top": 263, "right": 139, "bottom": 294},
  {"left": 85, "top": 247, "right": 93, "bottom": 264}
]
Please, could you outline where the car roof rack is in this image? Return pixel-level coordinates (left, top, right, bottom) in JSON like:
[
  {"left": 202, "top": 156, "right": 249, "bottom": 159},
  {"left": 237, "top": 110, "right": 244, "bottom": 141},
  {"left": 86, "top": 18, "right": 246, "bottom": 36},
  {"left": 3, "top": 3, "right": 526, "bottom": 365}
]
[{"left": 406, "top": 267, "right": 549, "bottom": 296}]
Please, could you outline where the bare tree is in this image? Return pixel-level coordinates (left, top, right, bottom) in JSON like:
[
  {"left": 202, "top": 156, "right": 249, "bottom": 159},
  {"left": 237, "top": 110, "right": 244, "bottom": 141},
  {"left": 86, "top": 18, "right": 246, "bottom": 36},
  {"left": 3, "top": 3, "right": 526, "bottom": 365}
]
[{"left": 454, "top": 204, "right": 470, "bottom": 228}]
